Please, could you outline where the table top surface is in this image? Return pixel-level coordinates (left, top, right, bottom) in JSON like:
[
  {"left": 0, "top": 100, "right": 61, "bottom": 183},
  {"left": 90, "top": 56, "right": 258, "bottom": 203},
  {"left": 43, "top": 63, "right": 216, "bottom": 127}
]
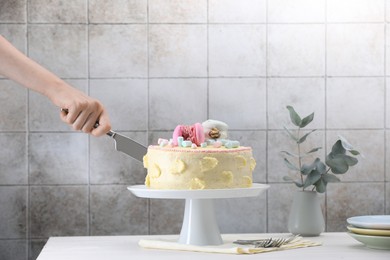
[{"left": 37, "top": 232, "right": 390, "bottom": 260}]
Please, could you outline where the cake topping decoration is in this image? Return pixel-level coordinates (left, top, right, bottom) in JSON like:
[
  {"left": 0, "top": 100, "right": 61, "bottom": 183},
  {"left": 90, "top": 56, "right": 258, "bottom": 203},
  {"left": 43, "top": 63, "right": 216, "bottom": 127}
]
[
  {"left": 250, "top": 158, "right": 257, "bottom": 171},
  {"left": 221, "top": 171, "right": 233, "bottom": 184},
  {"left": 209, "top": 127, "right": 221, "bottom": 139},
  {"left": 163, "top": 119, "right": 242, "bottom": 148},
  {"left": 242, "top": 176, "right": 252, "bottom": 187},
  {"left": 202, "top": 119, "right": 228, "bottom": 140},
  {"left": 190, "top": 178, "right": 206, "bottom": 190},
  {"left": 170, "top": 159, "right": 186, "bottom": 174},
  {"left": 213, "top": 141, "right": 222, "bottom": 148},
  {"left": 159, "top": 138, "right": 169, "bottom": 147},
  {"left": 200, "top": 157, "right": 219, "bottom": 172},
  {"left": 235, "top": 155, "right": 247, "bottom": 168},
  {"left": 173, "top": 123, "right": 205, "bottom": 146},
  {"left": 225, "top": 140, "right": 240, "bottom": 149},
  {"left": 182, "top": 140, "right": 192, "bottom": 147},
  {"left": 150, "top": 163, "right": 161, "bottom": 178}
]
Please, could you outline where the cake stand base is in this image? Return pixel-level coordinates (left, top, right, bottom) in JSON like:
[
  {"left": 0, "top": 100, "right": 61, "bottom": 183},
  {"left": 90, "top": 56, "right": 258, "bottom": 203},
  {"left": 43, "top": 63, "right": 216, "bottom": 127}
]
[
  {"left": 128, "top": 183, "right": 269, "bottom": 246},
  {"left": 179, "top": 199, "right": 222, "bottom": 245}
]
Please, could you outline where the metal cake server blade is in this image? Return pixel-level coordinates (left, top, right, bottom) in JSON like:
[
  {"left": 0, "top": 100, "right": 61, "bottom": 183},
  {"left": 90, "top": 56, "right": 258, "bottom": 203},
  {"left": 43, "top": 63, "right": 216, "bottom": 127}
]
[{"left": 106, "top": 130, "right": 147, "bottom": 162}]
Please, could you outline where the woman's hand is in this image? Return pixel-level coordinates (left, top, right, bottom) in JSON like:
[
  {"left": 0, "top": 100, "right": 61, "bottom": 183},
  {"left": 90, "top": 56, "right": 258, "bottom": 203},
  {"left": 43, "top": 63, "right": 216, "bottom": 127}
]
[{"left": 53, "top": 86, "right": 111, "bottom": 137}]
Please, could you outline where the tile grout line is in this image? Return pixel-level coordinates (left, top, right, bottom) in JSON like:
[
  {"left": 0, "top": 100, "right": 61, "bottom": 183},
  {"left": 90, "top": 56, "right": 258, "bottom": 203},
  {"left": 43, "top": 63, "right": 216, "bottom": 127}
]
[
  {"left": 25, "top": 1, "right": 31, "bottom": 259},
  {"left": 146, "top": 0, "right": 151, "bottom": 236},
  {"left": 23, "top": 21, "right": 389, "bottom": 25},
  {"left": 207, "top": 0, "right": 210, "bottom": 119},
  {"left": 87, "top": 0, "right": 91, "bottom": 237},
  {"left": 265, "top": 0, "right": 269, "bottom": 234},
  {"left": 324, "top": 0, "right": 328, "bottom": 233},
  {"left": 384, "top": 0, "right": 388, "bottom": 213}
]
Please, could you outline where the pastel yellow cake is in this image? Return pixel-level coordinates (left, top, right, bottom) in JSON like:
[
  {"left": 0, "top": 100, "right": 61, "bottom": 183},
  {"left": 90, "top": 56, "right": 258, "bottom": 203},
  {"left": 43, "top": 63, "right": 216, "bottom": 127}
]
[{"left": 143, "top": 145, "right": 256, "bottom": 190}]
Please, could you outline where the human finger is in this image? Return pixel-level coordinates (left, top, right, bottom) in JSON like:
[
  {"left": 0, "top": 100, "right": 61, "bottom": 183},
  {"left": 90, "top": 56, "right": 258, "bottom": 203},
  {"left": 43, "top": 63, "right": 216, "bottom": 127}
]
[{"left": 90, "top": 111, "right": 111, "bottom": 137}]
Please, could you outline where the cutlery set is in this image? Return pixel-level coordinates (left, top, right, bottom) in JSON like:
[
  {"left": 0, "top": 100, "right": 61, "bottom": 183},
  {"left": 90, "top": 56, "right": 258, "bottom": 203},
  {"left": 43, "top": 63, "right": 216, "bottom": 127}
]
[{"left": 233, "top": 235, "right": 300, "bottom": 248}]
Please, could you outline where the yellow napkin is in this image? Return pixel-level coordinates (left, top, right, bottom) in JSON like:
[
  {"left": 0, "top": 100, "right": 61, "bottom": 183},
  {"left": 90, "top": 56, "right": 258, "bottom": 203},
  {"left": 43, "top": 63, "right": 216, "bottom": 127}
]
[{"left": 139, "top": 235, "right": 321, "bottom": 254}]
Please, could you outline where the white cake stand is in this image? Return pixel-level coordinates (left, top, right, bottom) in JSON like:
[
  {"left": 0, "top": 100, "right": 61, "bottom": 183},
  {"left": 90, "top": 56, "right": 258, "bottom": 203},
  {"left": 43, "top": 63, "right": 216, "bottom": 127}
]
[{"left": 128, "top": 183, "right": 269, "bottom": 246}]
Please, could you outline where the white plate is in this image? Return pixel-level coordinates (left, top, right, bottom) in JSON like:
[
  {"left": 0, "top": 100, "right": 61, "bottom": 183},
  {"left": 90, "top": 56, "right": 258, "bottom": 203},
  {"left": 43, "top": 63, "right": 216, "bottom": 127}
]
[
  {"left": 348, "top": 232, "right": 390, "bottom": 250},
  {"left": 127, "top": 183, "right": 269, "bottom": 199},
  {"left": 347, "top": 215, "right": 390, "bottom": 230}
]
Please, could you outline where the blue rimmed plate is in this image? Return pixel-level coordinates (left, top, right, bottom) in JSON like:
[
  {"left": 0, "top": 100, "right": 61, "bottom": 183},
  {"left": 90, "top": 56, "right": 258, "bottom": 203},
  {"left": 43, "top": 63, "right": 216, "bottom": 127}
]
[{"left": 347, "top": 215, "right": 390, "bottom": 230}]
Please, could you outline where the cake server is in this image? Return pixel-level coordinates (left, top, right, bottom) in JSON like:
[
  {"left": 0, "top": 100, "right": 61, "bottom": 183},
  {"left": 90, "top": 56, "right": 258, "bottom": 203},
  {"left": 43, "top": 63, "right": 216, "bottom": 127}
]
[
  {"left": 103, "top": 129, "right": 147, "bottom": 162},
  {"left": 61, "top": 109, "right": 147, "bottom": 162}
]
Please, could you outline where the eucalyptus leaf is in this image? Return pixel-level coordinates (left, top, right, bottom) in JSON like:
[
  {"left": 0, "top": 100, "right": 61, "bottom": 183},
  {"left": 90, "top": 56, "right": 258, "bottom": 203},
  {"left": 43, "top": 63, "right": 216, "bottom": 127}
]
[
  {"left": 280, "top": 151, "right": 299, "bottom": 158},
  {"left": 314, "top": 178, "right": 327, "bottom": 193},
  {"left": 297, "top": 129, "right": 316, "bottom": 144},
  {"left": 283, "top": 176, "right": 304, "bottom": 188},
  {"left": 303, "top": 171, "right": 321, "bottom": 188},
  {"left": 286, "top": 106, "right": 302, "bottom": 127},
  {"left": 342, "top": 154, "right": 358, "bottom": 166},
  {"left": 283, "top": 176, "right": 294, "bottom": 181},
  {"left": 315, "top": 159, "right": 327, "bottom": 174},
  {"left": 322, "top": 173, "right": 340, "bottom": 183},
  {"left": 306, "top": 147, "right": 322, "bottom": 154},
  {"left": 326, "top": 156, "right": 349, "bottom": 174},
  {"left": 283, "top": 158, "right": 300, "bottom": 171},
  {"left": 331, "top": 140, "right": 346, "bottom": 155},
  {"left": 301, "top": 158, "right": 325, "bottom": 176},
  {"left": 300, "top": 112, "right": 314, "bottom": 128},
  {"left": 301, "top": 163, "right": 315, "bottom": 175},
  {"left": 350, "top": 150, "right": 360, "bottom": 156},
  {"left": 338, "top": 135, "right": 354, "bottom": 150}
]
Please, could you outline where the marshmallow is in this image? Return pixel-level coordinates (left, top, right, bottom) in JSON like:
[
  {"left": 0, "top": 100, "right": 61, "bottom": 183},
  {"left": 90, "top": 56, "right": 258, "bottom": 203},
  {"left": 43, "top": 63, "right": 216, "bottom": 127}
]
[
  {"left": 159, "top": 139, "right": 169, "bottom": 147},
  {"left": 182, "top": 140, "right": 192, "bottom": 147},
  {"left": 225, "top": 140, "right": 240, "bottom": 149},
  {"left": 177, "top": 136, "right": 184, "bottom": 147},
  {"left": 213, "top": 141, "right": 222, "bottom": 148},
  {"left": 158, "top": 138, "right": 168, "bottom": 145}
]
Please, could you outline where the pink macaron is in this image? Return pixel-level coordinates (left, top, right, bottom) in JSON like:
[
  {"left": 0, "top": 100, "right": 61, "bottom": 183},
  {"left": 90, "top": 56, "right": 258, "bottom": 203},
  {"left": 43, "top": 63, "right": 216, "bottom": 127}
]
[{"left": 173, "top": 123, "right": 205, "bottom": 146}]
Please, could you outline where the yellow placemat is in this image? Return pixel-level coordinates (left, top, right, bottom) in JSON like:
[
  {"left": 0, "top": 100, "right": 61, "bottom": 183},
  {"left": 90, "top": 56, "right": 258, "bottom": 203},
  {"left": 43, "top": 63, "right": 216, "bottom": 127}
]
[{"left": 139, "top": 235, "right": 321, "bottom": 254}]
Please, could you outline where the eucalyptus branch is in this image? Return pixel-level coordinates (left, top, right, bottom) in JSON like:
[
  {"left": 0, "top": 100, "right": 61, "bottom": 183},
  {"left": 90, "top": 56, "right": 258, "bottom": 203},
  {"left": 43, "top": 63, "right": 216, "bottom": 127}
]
[{"left": 282, "top": 105, "right": 360, "bottom": 193}]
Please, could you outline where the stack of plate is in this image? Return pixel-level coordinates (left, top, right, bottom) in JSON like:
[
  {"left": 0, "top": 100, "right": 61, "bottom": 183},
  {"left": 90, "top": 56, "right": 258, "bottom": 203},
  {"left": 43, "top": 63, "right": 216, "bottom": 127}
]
[{"left": 347, "top": 215, "right": 390, "bottom": 250}]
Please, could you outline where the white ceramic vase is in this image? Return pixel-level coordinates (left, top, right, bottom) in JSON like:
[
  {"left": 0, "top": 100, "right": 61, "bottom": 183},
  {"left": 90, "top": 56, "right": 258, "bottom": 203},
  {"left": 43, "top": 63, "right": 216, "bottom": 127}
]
[{"left": 288, "top": 190, "right": 325, "bottom": 236}]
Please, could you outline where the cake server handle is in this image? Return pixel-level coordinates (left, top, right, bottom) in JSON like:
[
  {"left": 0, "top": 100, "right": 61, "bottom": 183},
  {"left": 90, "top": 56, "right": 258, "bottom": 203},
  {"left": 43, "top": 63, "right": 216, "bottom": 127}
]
[{"left": 92, "top": 122, "right": 115, "bottom": 137}]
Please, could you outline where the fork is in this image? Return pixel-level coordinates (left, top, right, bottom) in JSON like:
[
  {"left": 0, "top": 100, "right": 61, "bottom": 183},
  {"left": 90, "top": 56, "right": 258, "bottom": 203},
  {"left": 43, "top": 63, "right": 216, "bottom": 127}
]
[
  {"left": 255, "top": 237, "right": 287, "bottom": 248},
  {"left": 234, "top": 235, "right": 299, "bottom": 248}
]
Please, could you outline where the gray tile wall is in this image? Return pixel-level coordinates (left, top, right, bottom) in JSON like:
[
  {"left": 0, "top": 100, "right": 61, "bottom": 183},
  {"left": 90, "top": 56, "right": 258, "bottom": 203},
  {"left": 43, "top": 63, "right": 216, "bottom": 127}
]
[{"left": 0, "top": 0, "right": 389, "bottom": 259}]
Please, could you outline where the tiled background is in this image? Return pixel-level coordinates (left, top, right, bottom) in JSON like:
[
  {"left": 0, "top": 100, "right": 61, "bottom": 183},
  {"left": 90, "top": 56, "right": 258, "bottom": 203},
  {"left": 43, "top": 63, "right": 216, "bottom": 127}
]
[{"left": 0, "top": 0, "right": 390, "bottom": 259}]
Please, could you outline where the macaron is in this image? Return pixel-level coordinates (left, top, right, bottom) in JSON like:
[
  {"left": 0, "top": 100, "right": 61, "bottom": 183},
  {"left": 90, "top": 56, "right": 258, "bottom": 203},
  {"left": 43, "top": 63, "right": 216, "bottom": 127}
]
[{"left": 173, "top": 123, "right": 205, "bottom": 146}]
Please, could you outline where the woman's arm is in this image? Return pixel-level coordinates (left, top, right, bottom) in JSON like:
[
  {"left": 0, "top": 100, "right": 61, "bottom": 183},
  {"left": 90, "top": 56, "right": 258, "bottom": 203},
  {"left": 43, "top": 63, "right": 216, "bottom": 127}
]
[{"left": 0, "top": 35, "right": 111, "bottom": 136}]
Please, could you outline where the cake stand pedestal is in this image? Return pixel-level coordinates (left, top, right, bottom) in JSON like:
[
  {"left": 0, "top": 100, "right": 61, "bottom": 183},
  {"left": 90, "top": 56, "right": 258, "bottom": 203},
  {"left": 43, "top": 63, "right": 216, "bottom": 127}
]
[{"left": 128, "top": 183, "right": 269, "bottom": 246}]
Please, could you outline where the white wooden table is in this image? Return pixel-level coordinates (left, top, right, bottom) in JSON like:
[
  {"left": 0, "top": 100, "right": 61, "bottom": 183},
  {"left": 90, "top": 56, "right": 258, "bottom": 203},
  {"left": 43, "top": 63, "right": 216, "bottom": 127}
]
[{"left": 37, "top": 232, "right": 390, "bottom": 260}]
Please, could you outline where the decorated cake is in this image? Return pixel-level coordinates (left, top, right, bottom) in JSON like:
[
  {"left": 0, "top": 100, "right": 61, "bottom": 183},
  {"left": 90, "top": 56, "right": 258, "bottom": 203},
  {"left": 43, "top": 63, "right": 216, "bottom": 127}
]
[{"left": 143, "top": 120, "right": 256, "bottom": 190}]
